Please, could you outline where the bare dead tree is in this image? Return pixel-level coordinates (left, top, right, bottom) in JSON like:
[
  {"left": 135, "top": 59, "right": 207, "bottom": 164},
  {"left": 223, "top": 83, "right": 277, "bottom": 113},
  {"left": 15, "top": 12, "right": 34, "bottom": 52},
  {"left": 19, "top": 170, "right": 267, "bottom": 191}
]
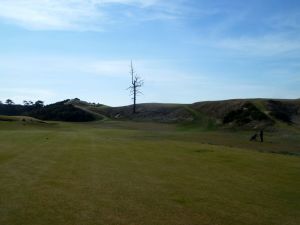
[{"left": 127, "top": 61, "right": 143, "bottom": 114}]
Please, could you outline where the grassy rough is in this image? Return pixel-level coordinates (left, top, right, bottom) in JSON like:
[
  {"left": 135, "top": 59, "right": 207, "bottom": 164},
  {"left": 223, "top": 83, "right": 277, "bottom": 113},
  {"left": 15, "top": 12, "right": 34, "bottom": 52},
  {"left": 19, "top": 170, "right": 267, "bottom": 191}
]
[{"left": 0, "top": 121, "right": 299, "bottom": 225}]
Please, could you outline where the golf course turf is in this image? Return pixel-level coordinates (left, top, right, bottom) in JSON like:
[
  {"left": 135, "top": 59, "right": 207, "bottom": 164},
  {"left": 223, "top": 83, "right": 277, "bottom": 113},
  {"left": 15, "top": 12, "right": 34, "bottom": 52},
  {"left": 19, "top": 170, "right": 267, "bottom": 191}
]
[{"left": 0, "top": 120, "right": 299, "bottom": 225}]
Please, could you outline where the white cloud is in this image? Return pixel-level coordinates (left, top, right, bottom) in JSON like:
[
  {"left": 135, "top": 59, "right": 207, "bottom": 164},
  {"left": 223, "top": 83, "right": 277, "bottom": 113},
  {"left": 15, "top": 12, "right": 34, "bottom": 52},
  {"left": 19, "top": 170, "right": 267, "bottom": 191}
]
[
  {"left": 215, "top": 35, "right": 300, "bottom": 57},
  {"left": 184, "top": 3, "right": 300, "bottom": 58},
  {"left": 0, "top": 0, "right": 176, "bottom": 31},
  {"left": 0, "top": 54, "right": 202, "bottom": 84}
]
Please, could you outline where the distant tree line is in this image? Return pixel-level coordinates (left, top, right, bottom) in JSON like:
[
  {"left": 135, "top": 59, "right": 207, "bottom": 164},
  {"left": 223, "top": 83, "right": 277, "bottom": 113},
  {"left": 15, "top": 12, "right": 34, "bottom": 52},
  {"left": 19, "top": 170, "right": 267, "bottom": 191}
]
[
  {"left": 0, "top": 99, "right": 44, "bottom": 107},
  {"left": 0, "top": 99, "right": 95, "bottom": 122}
]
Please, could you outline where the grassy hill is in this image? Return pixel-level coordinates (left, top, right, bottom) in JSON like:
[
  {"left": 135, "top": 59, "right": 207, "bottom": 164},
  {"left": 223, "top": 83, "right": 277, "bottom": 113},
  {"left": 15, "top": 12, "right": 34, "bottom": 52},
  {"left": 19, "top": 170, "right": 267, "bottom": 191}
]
[
  {"left": 70, "top": 98, "right": 300, "bottom": 130},
  {"left": 1, "top": 98, "right": 300, "bottom": 130}
]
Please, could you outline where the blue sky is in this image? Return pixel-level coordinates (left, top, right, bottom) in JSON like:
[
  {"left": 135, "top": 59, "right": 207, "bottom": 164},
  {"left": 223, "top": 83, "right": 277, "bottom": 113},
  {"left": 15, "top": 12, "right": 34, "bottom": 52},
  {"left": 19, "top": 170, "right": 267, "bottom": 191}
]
[{"left": 0, "top": 0, "right": 299, "bottom": 106}]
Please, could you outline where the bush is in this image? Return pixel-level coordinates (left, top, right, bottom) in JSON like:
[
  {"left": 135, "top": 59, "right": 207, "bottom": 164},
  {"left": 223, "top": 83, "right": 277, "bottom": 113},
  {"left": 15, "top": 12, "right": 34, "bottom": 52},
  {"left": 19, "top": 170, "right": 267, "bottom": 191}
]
[{"left": 223, "top": 102, "right": 271, "bottom": 125}]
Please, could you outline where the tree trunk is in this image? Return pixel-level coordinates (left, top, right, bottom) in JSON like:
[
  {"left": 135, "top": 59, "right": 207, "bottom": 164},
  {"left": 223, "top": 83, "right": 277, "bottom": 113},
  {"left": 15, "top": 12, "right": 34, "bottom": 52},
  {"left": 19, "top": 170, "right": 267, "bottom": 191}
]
[{"left": 133, "top": 84, "right": 136, "bottom": 113}]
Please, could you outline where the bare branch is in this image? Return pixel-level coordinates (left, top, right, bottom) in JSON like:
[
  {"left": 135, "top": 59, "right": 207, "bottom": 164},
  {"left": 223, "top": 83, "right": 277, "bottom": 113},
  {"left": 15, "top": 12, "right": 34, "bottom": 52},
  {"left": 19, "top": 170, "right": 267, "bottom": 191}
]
[{"left": 128, "top": 61, "right": 144, "bottom": 114}]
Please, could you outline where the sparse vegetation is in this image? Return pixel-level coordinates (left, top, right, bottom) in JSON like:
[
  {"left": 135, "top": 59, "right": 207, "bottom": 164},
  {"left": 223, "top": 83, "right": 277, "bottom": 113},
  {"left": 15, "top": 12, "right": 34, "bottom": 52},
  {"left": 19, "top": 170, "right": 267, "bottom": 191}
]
[
  {"left": 267, "top": 100, "right": 297, "bottom": 124},
  {"left": 223, "top": 102, "right": 272, "bottom": 126}
]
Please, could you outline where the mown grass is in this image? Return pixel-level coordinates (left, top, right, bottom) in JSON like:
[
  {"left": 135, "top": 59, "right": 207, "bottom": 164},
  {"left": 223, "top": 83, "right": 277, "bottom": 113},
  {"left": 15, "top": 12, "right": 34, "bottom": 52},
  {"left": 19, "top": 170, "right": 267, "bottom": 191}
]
[{"left": 0, "top": 120, "right": 299, "bottom": 225}]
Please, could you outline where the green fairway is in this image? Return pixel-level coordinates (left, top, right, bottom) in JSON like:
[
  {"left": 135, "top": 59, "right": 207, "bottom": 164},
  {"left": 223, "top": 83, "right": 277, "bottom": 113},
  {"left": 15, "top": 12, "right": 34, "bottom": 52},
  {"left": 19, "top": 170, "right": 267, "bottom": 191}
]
[{"left": 0, "top": 120, "right": 299, "bottom": 225}]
